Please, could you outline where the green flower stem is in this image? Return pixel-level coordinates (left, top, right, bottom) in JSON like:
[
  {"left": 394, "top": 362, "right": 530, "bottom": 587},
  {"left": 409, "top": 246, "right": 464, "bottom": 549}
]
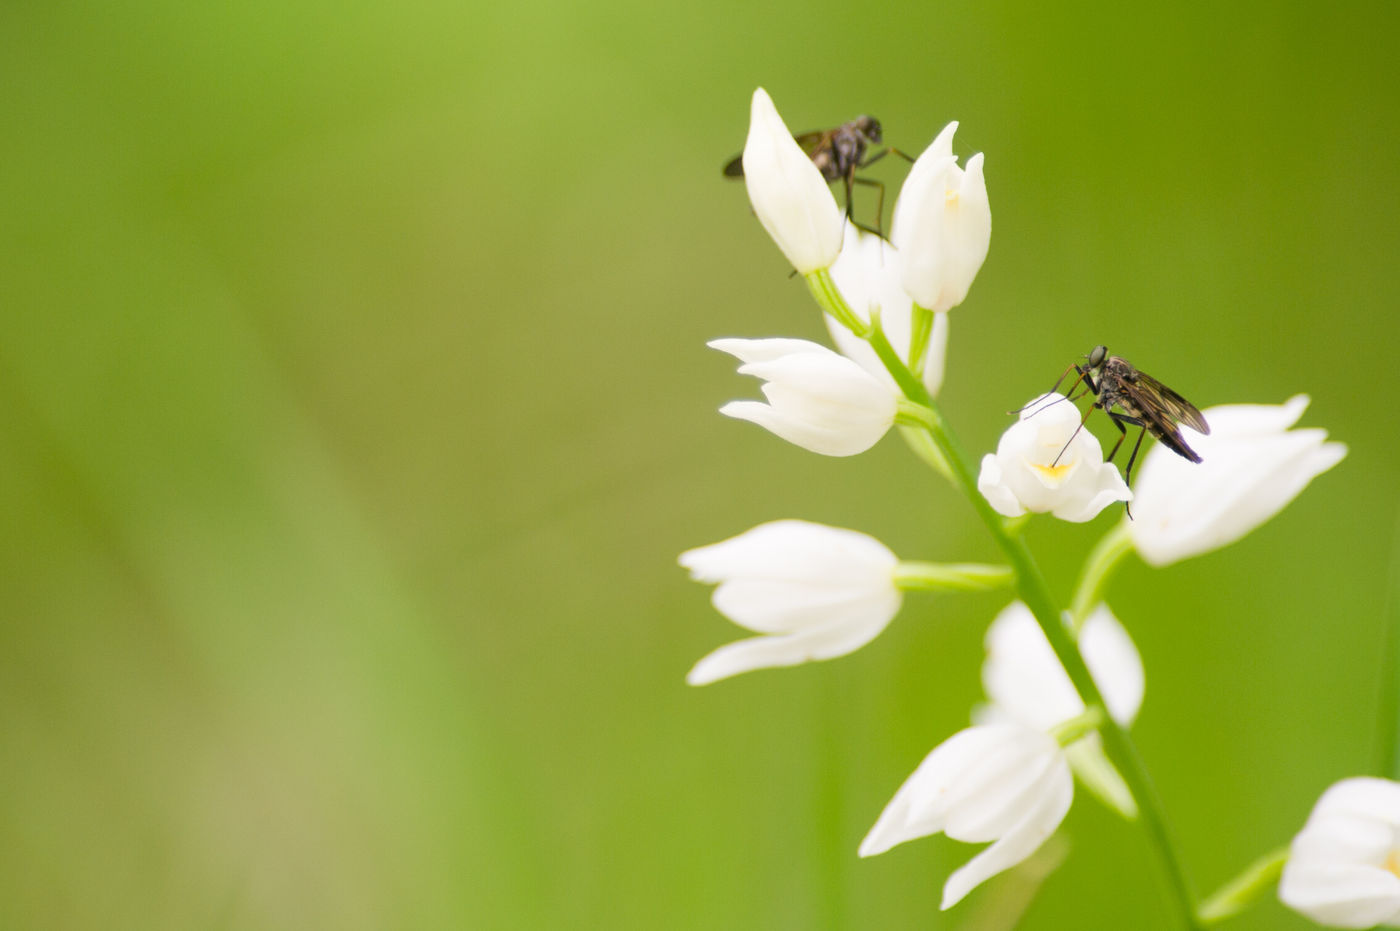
[
  {"left": 908, "top": 305, "right": 934, "bottom": 371},
  {"left": 805, "top": 268, "right": 867, "bottom": 336},
  {"left": 897, "top": 426, "right": 953, "bottom": 481},
  {"left": 1050, "top": 706, "right": 1105, "bottom": 747},
  {"left": 855, "top": 311, "right": 1202, "bottom": 930},
  {"left": 895, "top": 398, "right": 935, "bottom": 430},
  {"left": 1196, "top": 847, "right": 1289, "bottom": 924},
  {"left": 1378, "top": 503, "right": 1400, "bottom": 779},
  {"left": 1068, "top": 521, "right": 1136, "bottom": 632},
  {"left": 894, "top": 561, "right": 1014, "bottom": 592}
]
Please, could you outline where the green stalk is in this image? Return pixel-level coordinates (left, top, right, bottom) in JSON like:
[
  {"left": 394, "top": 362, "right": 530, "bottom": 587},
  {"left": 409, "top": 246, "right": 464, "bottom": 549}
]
[
  {"left": 1068, "top": 521, "right": 1136, "bottom": 632},
  {"left": 893, "top": 561, "right": 1014, "bottom": 592},
  {"left": 805, "top": 268, "right": 867, "bottom": 336},
  {"left": 1197, "top": 847, "right": 1289, "bottom": 924},
  {"left": 854, "top": 311, "right": 1201, "bottom": 929},
  {"left": 1378, "top": 503, "right": 1400, "bottom": 779}
]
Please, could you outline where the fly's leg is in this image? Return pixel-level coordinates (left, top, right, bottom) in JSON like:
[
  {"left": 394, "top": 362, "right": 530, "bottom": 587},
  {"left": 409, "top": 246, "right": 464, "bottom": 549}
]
[
  {"left": 851, "top": 175, "right": 887, "bottom": 237},
  {"left": 1051, "top": 398, "right": 1098, "bottom": 467},
  {"left": 1107, "top": 412, "right": 1147, "bottom": 519},
  {"left": 862, "top": 146, "right": 915, "bottom": 166},
  {"left": 1014, "top": 364, "right": 1096, "bottom": 417}
]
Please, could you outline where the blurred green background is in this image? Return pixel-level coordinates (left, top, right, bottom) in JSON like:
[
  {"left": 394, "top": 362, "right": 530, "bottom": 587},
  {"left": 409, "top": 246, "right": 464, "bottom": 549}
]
[{"left": 2, "top": 0, "right": 1396, "bottom": 928}]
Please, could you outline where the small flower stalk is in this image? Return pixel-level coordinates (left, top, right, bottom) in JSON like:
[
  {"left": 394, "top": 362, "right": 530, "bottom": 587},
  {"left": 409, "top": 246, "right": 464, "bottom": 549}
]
[
  {"left": 1279, "top": 778, "right": 1400, "bottom": 928},
  {"left": 978, "top": 394, "right": 1132, "bottom": 522},
  {"left": 1128, "top": 395, "right": 1346, "bottom": 565},
  {"left": 740, "top": 88, "right": 844, "bottom": 274},
  {"left": 709, "top": 338, "right": 898, "bottom": 456},
  {"left": 680, "top": 520, "right": 901, "bottom": 685},
  {"left": 891, "top": 122, "right": 991, "bottom": 313},
  {"left": 859, "top": 721, "right": 1074, "bottom": 909}
]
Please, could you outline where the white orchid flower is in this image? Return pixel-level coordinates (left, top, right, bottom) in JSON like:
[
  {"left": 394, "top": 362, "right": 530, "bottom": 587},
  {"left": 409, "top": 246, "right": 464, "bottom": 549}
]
[
  {"left": 981, "top": 601, "right": 1143, "bottom": 731},
  {"left": 978, "top": 394, "right": 1132, "bottom": 522},
  {"left": 709, "top": 338, "right": 897, "bottom": 456},
  {"left": 979, "top": 601, "right": 1144, "bottom": 818},
  {"left": 1129, "top": 395, "right": 1346, "bottom": 566},
  {"left": 680, "top": 520, "right": 901, "bottom": 685},
  {"left": 860, "top": 721, "right": 1073, "bottom": 909},
  {"left": 890, "top": 121, "right": 991, "bottom": 312},
  {"left": 1279, "top": 777, "right": 1400, "bottom": 928},
  {"left": 826, "top": 221, "right": 950, "bottom": 396},
  {"left": 740, "top": 88, "right": 844, "bottom": 274}
]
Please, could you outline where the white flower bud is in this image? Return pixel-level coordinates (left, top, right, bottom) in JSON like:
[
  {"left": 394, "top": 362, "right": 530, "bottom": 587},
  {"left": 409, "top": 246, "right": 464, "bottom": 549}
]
[
  {"left": 826, "top": 221, "right": 950, "bottom": 396},
  {"left": 741, "top": 88, "right": 844, "bottom": 274},
  {"left": 709, "top": 337, "right": 897, "bottom": 457},
  {"left": 890, "top": 122, "right": 991, "bottom": 312}
]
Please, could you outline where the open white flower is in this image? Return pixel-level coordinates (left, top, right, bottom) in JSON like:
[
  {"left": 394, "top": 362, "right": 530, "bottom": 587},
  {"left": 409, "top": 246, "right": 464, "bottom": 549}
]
[
  {"left": 709, "top": 337, "right": 897, "bottom": 456},
  {"left": 1129, "top": 395, "right": 1346, "bottom": 566},
  {"left": 826, "top": 221, "right": 950, "bottom": 396},
  {"left": 860, "top": 721, "right": 1072, "bottom": 909},
  {"left": 978, "top": 394, "right": 1131, "bottom": 522},
  {"left": 890, "top": 121, "right": 991, "bottom": 312},
  {"left": 681, "top": 520, "right": 901, "bottom": 685},
  {"left": 1279, "top": 777, "right": 1400, "bottom": 928},
  {"left": 740, "top": 88, "right": 844, "bottom": 274},
  {"left": 981, "top": 601, "right": 1143, "bottom": 731},
  {"left": 979, "top": 601, "right": 1144, "bottom": 818}
]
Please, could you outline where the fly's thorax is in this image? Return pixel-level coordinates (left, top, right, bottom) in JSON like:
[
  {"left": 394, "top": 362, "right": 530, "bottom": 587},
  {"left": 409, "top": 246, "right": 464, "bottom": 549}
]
[{"left": 830, "top": 129, "right": 866, "bottom": 177}]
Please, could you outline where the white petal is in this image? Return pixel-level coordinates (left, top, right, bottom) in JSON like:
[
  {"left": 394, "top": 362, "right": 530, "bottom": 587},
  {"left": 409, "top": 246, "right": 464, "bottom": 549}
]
[
  {"left": 1080, "top": 606, "right": 1145, "bottom": 726},
  {"left": 982, "top": 602, "right": 1143, "bottom": 731},
  {"left": 893, "top": 155, "right": 958, "bottom": 309},
  {"left": 1279, "top": 861, "right": 1400, "bottom": 928},
  {"left": 1050, "top": 462, "right": 1132, "bottom": 523},
  {"left": 710, "top": 339, "right": 897, "bottom": 457},
  {"left": 741, "top": 89, "right": 843, "bottom": 274},
  {"left": 686, "top": 614, "right": 891, "bottom": 685},
  {"left": 933, "top": 152, "right": 991, "bottom": 312},
  {"left": 1313, "top": 777, "right": 1400, "bottom": 828},
  {"left": 1131, "top": 405, "right": 1346, "bottom": 566},
  {"left": 719, "top": 399, "right": 888, "bottom": 456},
  {"left": 940, "top": 757, "right": 1072, "bottom": 909},
  {"left": 891, "top": 122, "right": 959, "bottom": 249},
  {"left": 923, "top": 312, "right": 950, "bottom": 396},
  {"left": 860, "top": 725, "right": 1010, "bottom": 857},
  {"left": 826, "top": 222, "right": 940, "bottom": 392},
  {"left": 979, "top": 397, "right": 1129, "bottom": 522},
  {"left": 942, "top": 737, "right": 1062, "bottom": 842},
  {"left": 978, "top": 453, "right": 1026, "bottom": 518},
  {"left": 710, "top": 575, "right": 901, "bottom": 634},
  {"left": 679, "top": 519, "right": 897, "bottom": 583},
  {"left": 681, "top": 520, "right": 902, "bottom": 683},
  {"left": 1279, "top": 777, "right": 1400, "bottom": 927},
  {"left": 707, "top": 336, "right": 831, "bottom": 365}
]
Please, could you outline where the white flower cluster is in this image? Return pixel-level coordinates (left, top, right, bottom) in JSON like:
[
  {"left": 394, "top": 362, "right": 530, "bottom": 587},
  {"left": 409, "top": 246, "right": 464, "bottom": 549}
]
[{"left": 684, "top": 87, "right": 1350, "bottom": 918}]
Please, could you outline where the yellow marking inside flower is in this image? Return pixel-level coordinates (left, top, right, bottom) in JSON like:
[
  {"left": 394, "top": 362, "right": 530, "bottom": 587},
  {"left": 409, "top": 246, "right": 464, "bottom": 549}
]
[
  {"left": 1031, "top": 461, "right": 1072, "bottom": 482},
  {"left": 1386, "top": 848, "right": 1400, "bottom": 879}
]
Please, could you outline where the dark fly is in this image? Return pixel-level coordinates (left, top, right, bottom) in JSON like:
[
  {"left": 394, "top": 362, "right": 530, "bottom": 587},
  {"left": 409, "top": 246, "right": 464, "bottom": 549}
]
[
  {"left": 1032, "top": 345, "right": 1210, "bottom": 514},
  {"left": 723, "top": 116, "right": 907, "bottom": 236}
]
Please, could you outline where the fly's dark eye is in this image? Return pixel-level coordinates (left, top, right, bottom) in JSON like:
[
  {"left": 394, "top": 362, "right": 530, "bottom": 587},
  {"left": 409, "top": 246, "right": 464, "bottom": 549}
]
[{"left": 1088, "top": 346, "right": 1107, "bottom": 367}]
